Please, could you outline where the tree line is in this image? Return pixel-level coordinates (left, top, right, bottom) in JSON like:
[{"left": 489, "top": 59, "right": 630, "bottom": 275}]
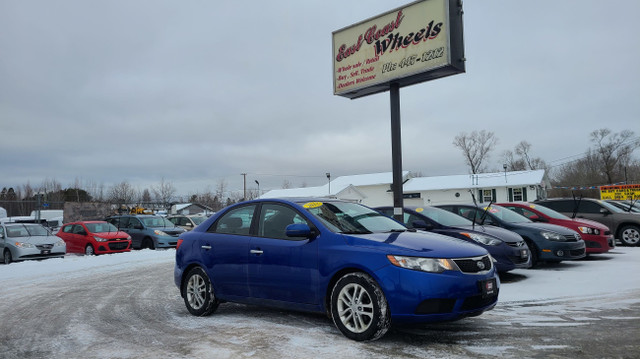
[{"left": 453, "top": 128, "right": 640, "bottom": 197}]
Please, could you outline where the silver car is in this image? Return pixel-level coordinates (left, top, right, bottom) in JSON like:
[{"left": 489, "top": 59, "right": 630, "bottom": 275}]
[{"left": 1, "top": 223, "right": 66, "bottom": 264}]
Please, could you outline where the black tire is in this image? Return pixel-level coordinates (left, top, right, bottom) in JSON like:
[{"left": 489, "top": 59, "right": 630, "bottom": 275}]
[
  {"left": 3, "top": 250, "right": 11, "bottom": 265},
  {"left": 330, "top": 272, "right": 390, "bottom": 341},
  {"left": 143, "top": 237, "right": 155, "bottom": 250},
  {"left": 618, "top": 225, "right": 640, "bottom": 246},
  {"left": 182, "top": 267, "right": 219, "bottom": 316},
  {"left": 525, "top": 239, "right": 540, "bottom": 267},
  {"left": 85, "top": 244, "right": 95, "bottom": 256}
]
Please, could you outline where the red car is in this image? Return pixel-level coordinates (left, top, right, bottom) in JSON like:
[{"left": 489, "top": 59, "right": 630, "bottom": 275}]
[
  {"left": 498, "top": 202, "right": 614, "bottom": 254},
  {"left": 57, "top": 221, "right": 132, "bottom": 255}
]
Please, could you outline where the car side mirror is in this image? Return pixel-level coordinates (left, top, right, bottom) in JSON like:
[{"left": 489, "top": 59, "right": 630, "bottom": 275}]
[
  {"left": 285, "top": 223, "right": 317, "bottom": 239},
  {"left": 529, "top": 215, "right": 545, "bottom": 222},
  {"left": 134, "top": 224, "right": 144, "bottom": 230},
  {"left": 600, "top": 208, "right": 611, "bottom": 215},
  {"left": 411, "top": 220, "right": 433, "bottom": 230},
  {"left": 79, "top": 231, "right": 87, "bottom": 235}
]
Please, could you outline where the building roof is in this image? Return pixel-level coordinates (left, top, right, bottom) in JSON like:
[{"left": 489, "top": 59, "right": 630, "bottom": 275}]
[
  {"left": 402, "top": 169, "right": 546, "bottom": 192},
  {"left": 260, "top": 171, "right": 409, "bottom": 199}
]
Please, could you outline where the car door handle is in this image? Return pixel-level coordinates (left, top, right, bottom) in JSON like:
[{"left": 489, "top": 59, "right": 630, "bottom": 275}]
[
  {"left": 250, "top": 249, "right": 263, "bottom": 255},
  {"left": 201, "top": 245, "right": 212, "bottom": 250}
]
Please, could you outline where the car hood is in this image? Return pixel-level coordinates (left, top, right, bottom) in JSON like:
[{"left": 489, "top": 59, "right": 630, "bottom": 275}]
[
  {"left": 14, "top": 235, "right": 61, "bottom": 245},
  {"left": 509, "top": 221, "right": 579, "bottom": 235},
  {"left": 551, "top": 218, "right": 610, "bottom": 231},
  {"left": 93, "top": 231, "right": 130, "bottom": 239},
  {"left": 454, "top": 224, "right": 524, "bottom": 243},
  {"left": 343, "top": 230, "right": 488, "bottom": 258}
]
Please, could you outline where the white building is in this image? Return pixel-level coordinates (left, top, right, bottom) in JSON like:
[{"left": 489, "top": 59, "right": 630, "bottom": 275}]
[
  {"left": 402, "top": 169, "right": 549, "bottom": 206},
  {"left": 260, "top": 170, "right": 549, "bottom": 207},
  {"left": 260, "top": 172, "right": 412, "bottom": 207}
]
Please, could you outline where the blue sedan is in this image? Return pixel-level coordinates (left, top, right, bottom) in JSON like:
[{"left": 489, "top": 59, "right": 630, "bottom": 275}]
[
  {"left": 375, "top": 206, "right": 531, "bottom": 272},
  {"left": 174, "top": 198, "right": 499, "bottom": 341}
]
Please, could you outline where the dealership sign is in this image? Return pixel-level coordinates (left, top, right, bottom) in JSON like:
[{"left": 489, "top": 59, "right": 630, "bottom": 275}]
[
  {"left": 600, "top": 184, "right": 640, "bottom": 201},
  {"left": 332, "top": 0, "right": 464, "bottom": 99}
]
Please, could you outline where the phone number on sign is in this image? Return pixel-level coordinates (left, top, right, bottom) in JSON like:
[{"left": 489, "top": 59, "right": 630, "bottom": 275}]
[{"left": 381, "top": 47, "right": 444, "bottom": 74}]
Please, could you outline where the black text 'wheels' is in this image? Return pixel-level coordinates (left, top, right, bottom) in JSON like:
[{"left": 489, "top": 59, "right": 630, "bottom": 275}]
[
  {"left": 182, "top": 267, "right": 219, "bottom": 316},
  {"left": 330, "top": 272, "right": 390, "bottom": 341}
]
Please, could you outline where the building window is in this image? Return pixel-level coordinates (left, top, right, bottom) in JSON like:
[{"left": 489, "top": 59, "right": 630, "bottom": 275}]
[
  {"left": 513, "top": 188, "right": 523, "bottom": 201},
  {"left": 483, "top": 190, "right": 493, "bottom": 202}
]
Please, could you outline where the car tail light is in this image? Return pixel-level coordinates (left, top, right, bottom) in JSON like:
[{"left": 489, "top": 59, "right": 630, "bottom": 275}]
[{"left": 176, "top": 238, "right": 183, "bottom": 250}]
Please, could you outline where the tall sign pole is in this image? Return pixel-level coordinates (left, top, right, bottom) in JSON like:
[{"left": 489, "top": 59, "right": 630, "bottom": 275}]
[
  {"left": 333, "top": 0, "right": 465, "bottom": 218},
  {"left": 390, "top": 83, "right": 404, "bottom": 221}
]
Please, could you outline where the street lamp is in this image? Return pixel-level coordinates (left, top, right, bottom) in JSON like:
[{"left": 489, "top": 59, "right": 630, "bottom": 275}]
[
  {"left": 255, "top": 180, "right": 260, "bottom": 197},
  {"left": 503, "top": 163, "right": 507, "bottom": 183},
  {"left": 326, "top": 172, "right": 331, "bottom": 195}
]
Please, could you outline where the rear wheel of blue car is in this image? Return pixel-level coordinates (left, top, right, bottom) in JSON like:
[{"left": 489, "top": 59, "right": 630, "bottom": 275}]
[
  {"left": 183, "top": 267, "right": 218, "bottom": 316},
  {"left": 330, "top": 272, "right": 390, "bottom": 341}
]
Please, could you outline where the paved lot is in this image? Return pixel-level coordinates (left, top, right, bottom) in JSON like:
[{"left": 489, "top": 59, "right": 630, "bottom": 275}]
[{"left": 0, "top": 249, "right": 638, "bottom": 359}]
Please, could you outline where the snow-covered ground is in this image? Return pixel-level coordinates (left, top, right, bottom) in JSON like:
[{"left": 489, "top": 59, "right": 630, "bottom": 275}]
[{"left": 1, "top": 247, "right": 639, "bottom": 358}]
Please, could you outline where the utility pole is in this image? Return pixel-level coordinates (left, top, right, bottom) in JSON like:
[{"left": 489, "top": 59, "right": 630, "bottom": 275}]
[{"left": 241, "top": 173, "right": 247, "bottom": 201}]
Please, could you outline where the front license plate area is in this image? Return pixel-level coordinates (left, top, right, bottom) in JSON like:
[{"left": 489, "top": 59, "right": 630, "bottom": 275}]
[
  {"left": 521, "top": 249, "right": 529, "bottom": 258},
  {"left": 480, "top": 278, "right": 497, "bottom": 298},
  {"left": 41, "top": 250, "right": 51, "bottom": 255}
]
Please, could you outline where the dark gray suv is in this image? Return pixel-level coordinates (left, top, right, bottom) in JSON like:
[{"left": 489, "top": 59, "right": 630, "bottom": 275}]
[{"left": 535, "top": 198, "right": 640, "bottom": 246}]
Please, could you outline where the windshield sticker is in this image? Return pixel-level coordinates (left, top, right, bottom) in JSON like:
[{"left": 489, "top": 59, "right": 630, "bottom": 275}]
[
  {"left": 416, "top": 207, "right": 424, "bottom": 213},
  {"left": 484, "top": 207, "right": 499, "bottom": 213},
  {"left": 528, "top": 204, "right": 536, "bottom": 209},
  {"left": 303, "top": 201, "right": 323, "bottom": 209}
]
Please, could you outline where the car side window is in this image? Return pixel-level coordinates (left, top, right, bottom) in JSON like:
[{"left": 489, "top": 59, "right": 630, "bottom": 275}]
[
  {"left": 62, "top": 225, "right": 73, "bottom": 233},
  {"left": 258, "top": 203, "right": 309, "bottom": 240},
  {"left": 72, "top": 225, "right": 85, "bottom": 234},
  {"left": 128, "top": 218, "right": 142, "bottom": 228},
  {"left": 580, "top": 201, "right": 603, "bottom": 214},
  {"left": 404, "top": 213, "right": 424, "bottom": 228},
  {"left": 210, "top": 205, "right": 256, "bottom": 236}
]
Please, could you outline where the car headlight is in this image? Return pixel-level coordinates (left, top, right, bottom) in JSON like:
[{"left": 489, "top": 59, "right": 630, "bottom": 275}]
[
  {"left": 154, "top": 230, "right": 169, "bottom": 236},
  {"left": 93, "top": 236, "right": 108, "bottom": 242},
  {"left": 577, "top": 226, "right": 600, "bottom": 235},
  {"left": 14, "top": 242, "right": 36, "bottom": 248},
  {"left": 541, "top": 231, "right": 566, "bottom": 241},
  {"left": 54, "top": 240, "right": 66, "bottom": 247},
  {"left": 387, "top": 255, "right": 458, "bottom": 273},
  {"left": 461, "top": 232, "right": 503, "bottom": 246}
]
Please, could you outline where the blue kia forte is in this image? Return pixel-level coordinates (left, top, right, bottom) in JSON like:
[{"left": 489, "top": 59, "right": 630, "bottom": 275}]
[{"left": 174, "top": 198, "right": 499, "bottom": 341}]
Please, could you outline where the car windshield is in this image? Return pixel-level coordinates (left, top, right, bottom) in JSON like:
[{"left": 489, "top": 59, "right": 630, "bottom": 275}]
[
  {"left": 300, "top": 201, "right": 407, "bottom": 234},
  {"left": 526, "top": 204, "right": 569, "bottom": 220},
  {"left": 141, "top": 216, "right": 176, "bottom": 228},
  {"left": 85, "top": 222, "right": 119, "bottom": 233},
  {"left": 192, "top": 216, "right": 206, "bottom": 225},
  {"left": 483, "top": 205, "right": 531, "bottom": 224},
  {"left": 5, "top": 224, "right": 50, "bottom": 237},
  {"left": 598, "top": 200, "right": 625, "bottom": 213},
  {"left": 417, "top": 207, "right": 472, "bottom": 226}
]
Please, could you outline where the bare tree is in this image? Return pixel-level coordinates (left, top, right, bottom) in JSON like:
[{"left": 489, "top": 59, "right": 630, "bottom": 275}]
[
  {"left": 590, "top": 129, "right": 640, "bottom": 184},
  {"left": 453, "top": 130, "right": 497, "bottom": 174},
  {"left": 152, "top": 178, "right": 176, "bottom": 206},
  {"left": 141, "top": 188, "right": 152, "bottom": 203},
  {"left": 282, "top": 179, "right": 292, "bottom": 189},
  {"left": 503, "top": 141, "right": 548, "bottom": 171},
  {"left": 108, "top": 181, "right": 137, "bottom": 205}
]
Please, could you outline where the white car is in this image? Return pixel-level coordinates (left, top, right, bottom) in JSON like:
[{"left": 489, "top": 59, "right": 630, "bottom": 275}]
[{"left": 1, "top": 223, "right": 66, "bottom": 264}]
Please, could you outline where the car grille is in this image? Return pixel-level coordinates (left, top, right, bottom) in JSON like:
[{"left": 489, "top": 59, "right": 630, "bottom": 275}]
[
  {"left": 570, "top": 248, "right": 586, "bottom": 257},
  {"left": 36, "top": 244, "right": 54, "bottom": 250},
  {"left": 506, "top": 241, "right": 526, "bottom": 247},
  {"left": 453, "top": 255, "right": 493, "bottom": 273},
  {"left": 507, "top": 255, "right": 530, "bottom": 264},
  {"left": 563, "top": 233, "right": 582, "bottom": 242},
  {"left": 108, "top": 242, "right": 129, "bottom": 250}
]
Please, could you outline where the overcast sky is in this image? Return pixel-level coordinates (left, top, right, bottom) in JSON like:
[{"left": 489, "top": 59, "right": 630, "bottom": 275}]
[{"left": 1, "top": 0, "right": 639, "bottom": 199}]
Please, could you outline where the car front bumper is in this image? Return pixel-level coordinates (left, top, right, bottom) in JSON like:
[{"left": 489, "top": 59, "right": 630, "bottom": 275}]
[{"left": 374, "top": 263, "right": 500, "bottom": 324}]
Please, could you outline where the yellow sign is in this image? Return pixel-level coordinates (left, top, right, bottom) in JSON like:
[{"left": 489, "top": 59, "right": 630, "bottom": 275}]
[
  {"left": 303, "top": 202, "right": 324, "bottom": 209},
  {"left": 600, "top": 184, "right": 640, "bottom": 200}
]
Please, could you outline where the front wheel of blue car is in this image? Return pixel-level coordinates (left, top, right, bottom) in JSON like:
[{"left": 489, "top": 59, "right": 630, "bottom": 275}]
[
  {"left": 182, "top": 267, "right": 219, "bottom": 316},
  {"left": 330, "top": 272, "right": 390, "bottom": 341}
]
